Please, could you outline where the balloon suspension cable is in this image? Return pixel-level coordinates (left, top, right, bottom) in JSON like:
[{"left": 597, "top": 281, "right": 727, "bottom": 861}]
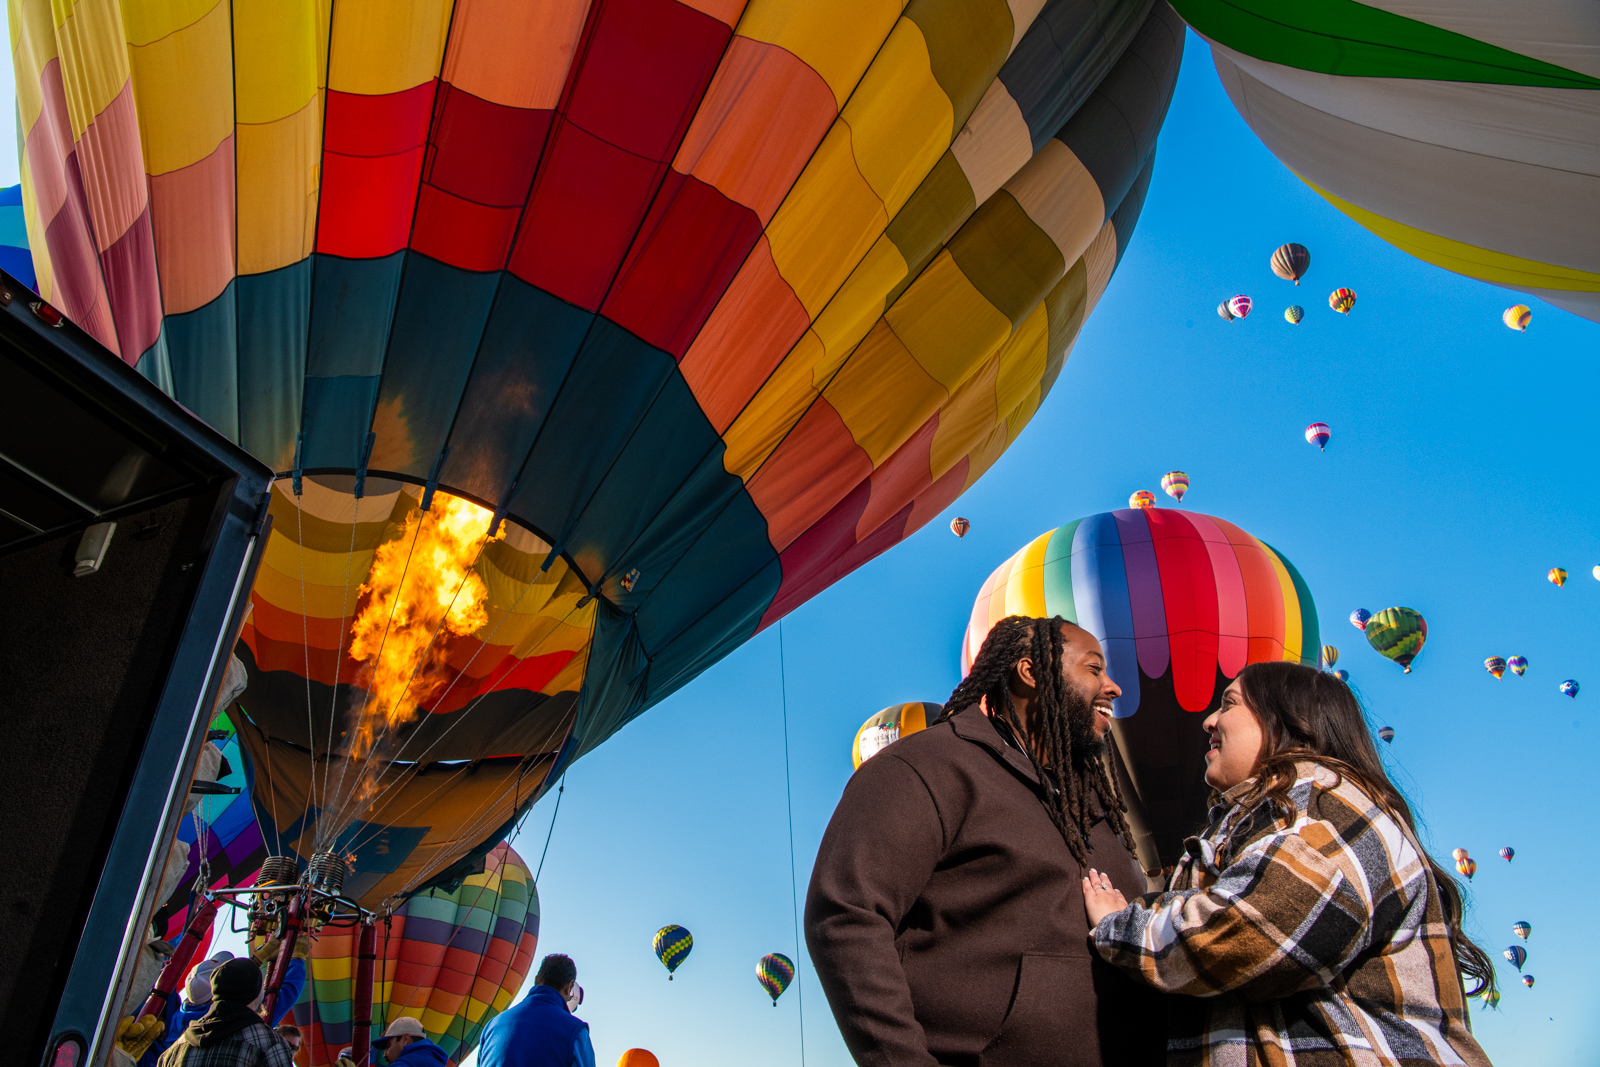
[
  {"left": 314, "top": 494, "right": 365, "bottom": 852},
  {"left": 778, "top": 621, "right": 807, "bottom": 1067},
  {"left": 535, "top": 776, "right": 567, "bottom": 882},
  {"left": 295, "top": 489, "right": 313, "bottom": 841}
]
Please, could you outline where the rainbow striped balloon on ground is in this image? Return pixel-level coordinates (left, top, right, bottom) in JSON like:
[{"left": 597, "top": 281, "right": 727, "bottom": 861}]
[
  {"left": 1173, "top": 0, "right": 1600, "bottom": 322},
  {"left": 962, "top": 507, "right": 1317, "bottom": 869},
  {"left": 292, "top": 843, "right": 538, "bottom": 1067}
]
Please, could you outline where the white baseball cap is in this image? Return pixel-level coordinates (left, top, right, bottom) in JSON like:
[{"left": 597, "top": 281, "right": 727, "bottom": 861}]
[{"left": 372, "top": 1016, "right": 426, "bottom": 1049}]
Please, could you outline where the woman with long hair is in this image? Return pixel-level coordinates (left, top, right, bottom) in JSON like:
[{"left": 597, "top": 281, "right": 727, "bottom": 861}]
[{"left": 1082, "top": 660, "right": 1494, "bottom": 1066}]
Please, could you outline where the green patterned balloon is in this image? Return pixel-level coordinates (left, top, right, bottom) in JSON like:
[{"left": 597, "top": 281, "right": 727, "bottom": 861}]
[{"left": 1365, "top": 607, "right": 1427, "bottom": 673}]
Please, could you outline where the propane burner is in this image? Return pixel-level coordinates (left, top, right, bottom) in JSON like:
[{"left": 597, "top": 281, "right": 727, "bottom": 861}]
[
  {"left": 258, "top": 856, "right": 300, "bottom": 889},
  {"left": 307, "top": 851, "right": 347, "bottom": 894}
]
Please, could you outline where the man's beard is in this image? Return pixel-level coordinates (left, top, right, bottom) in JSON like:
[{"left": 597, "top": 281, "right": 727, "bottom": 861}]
[{"left": 1059, "top": 683, "right": 1108, "bottom": 764}]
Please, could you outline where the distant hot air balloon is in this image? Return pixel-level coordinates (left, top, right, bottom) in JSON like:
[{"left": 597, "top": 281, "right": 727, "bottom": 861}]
[
  {"left": 1218, "top": 301, "right": 1236, "bottom": 322},
  {"left": 1377, "top": 726, "right": 1394, "bottom": 743},
  {"left": 950, "top": 517, "right": 970, "bottom": 539},
  {"left": 1129, "top": 490, "right": 1156, "bottom": 509},
  {"left": 1503, "top": 305, "right": 1532, "bottom": 332},
  {"left": 617, "top": 1051, "right": 660, "bottom": 1067},
  {"left": 1366, "top": 607, "right": 1427, "bottom": 673},
  {"left": 1560, "top": 679, "right": 1579, "bottom": 698},
  {"left": 1501, "top": 847, "right": 1515, "bottom": 863},
  {"left": 1329, "top": 288, "right": 1357, "bottom": 314},
  {"left": 1161, "top": 471, "right": 1189, "bottom": 502},
  {"left": 1485, "top": 657, "right": 1507, "bottom": 679},
  {"left": 653, "top": 925, "right": 693, "bottom": 980},
  {"left": 1305, "top": 423, "right": 1330, "bottom": 451},
  {"left": 1479, "top": 988, "right": 1500, "bottom": 1009},
  {"left": 1456, "top": 856, "right": 1476, "bottom": 879},
  {"left": 852, "top": 702, "right": 941, "bottom": 771},
  {"left": 1504, "top": 946, "right": 1526, "bottom": 971},
  {"left": 1522, "top": 975, "right": 1535, "bottom": 988},
  {"left": 1593, "top": 565, "right": 1600, "bottom": 582},
  {"left": 1513, "top": 921, "right": 1530, "bottom": 940},
  {"left": 1321, "top": 645, "right": 1339, "bottom": 669},
  {"left": 1451, "top": 848, "right": 1469, "bottom": 863},
  {"left": 1548, "top": 567, "right": 1567, "bottom": 586},
  {"left": 1334, "top": 670, "right": 1349, "bottom": 682},
  {"left": 1227, "top": 295, "right": 1253, "bottom": 320},
  {"left": 757, "top": 954, "right": 795, "bottom": 1005},
  {"left": 1284, "top": 305, "right": 1304, "bottom": 324},
  {"left": 1349, "top": 609, "right": 1371, "bottom": 631},
  {"left": 1508, "top": 656, "right": 1528, "bottom": 677},
  {"left": 1270, "top": 243, "right": 1310, "bottom": 284}
]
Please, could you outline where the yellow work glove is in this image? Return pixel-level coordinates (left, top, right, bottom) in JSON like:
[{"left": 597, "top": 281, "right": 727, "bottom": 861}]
[
  {"left": 293, "top": 934, "right": 313, "bottom": 961},
  {"left": 251, "top": 935, "right": 282, "bottom": 964},
  {"left": 114, "top": 1015, "right": 164, "bottom": 1058}
]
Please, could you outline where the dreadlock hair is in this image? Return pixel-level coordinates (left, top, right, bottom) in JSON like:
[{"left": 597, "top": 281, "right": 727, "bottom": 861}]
[{"left": 941, "top": 615, "right": 1130, "bottom": 866}]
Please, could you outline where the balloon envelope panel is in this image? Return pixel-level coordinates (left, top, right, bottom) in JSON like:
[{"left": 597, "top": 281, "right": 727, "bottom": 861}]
[
  {"left": 1173, "top": 0, "right": 1600, "bottom": 321},
  {"left": 962, "top": 508, "right": 1317, "bottom": 868}
]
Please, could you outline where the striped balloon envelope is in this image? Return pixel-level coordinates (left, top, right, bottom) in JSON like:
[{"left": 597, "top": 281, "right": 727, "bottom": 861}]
[
  {"left": 852, "top": 701, "right": 942, "bottom": 770},
  {"left": 962, "top": 508, "right": 1317, "bottom": 868},
  {"left": 12, "top": 0, "right": 1185, "bottom": 901},
  {"left": 1503, "top": 305, "right": 1532, "bottom": 332},
  {"left": 1160, "top": 471, "right": 1189, "bottom": 502},
  {"left": 1328, "top": 288, "right": 1357, "bottom": 314},
  {"left": 757, "top": 953, "right": 795, "bottom": 1004},
  {"left": 293, "top": 842, "right": 538, "bottom": 1067},
  {"left": 1174, "top": 0, "right": 1600, "bottom": 323},
  {"left": 653, "top": 924, "right": 693, "bottom": 979},
  {"left": 0, "top": 186, "right": 35, "bottom": 292}
]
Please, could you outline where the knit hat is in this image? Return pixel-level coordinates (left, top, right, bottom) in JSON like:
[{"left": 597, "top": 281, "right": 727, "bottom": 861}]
[{"left": 210, "top": 957, "right": 264, "bottom": 1004}]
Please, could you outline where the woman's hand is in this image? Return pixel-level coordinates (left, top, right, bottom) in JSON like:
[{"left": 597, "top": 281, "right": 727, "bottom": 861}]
[{"left": 1083, "top": 868, "right": 1129, "bottom": 926}]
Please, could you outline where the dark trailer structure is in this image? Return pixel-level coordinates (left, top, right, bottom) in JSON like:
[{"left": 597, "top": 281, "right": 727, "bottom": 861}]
[{"left": 0, "top": 276, "right": 273, "bottom": 1067}]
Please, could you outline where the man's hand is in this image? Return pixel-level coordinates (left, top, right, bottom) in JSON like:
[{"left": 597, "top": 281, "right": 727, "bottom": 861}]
[{"left": 1082, "top": 868, "right": 1129, "bottom": 927}]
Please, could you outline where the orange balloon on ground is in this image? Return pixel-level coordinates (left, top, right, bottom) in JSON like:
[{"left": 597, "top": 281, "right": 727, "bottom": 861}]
[{"left": 618, "top": 1051, "right": 660, "bottom": 1067}]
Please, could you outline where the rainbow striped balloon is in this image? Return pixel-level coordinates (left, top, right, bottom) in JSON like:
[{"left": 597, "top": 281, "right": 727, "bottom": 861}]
[
  {"left": 1503, "top": 305, "right": 1533, "bottom": 331},
  {"left": 757, "top": 953, "right": 795, "bottom": 1005},
  {"left": 1160, "top": 471, "right": 1189, "bottom": 502},
  {"left": 1329, "top": 288, "right": 1357, "bottom": 314}
]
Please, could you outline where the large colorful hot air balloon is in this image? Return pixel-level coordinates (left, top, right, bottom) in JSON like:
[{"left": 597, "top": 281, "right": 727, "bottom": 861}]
[
  {"left": 852, "top": 702, "right": 940, "bottom": 771},
  {"left": 950, "top": 517, "right": 971, "bottom": 540},
  {"left": 1227, "top": 294, "right": 1253, "bottom": 319},
  {"left": 1305, "top": 423, "right": 1330, "bottom": 451},
  {"left": 1560, "top": 679, "right": 1580, "bottom": 698},
  {"left": 1549, "top": 567, "right": 1568, "bottom": 586},
  {"left": 1513, "top": 921, "right": 1530, "bottom": 940},
  {"left": 1365, "top": 607, "right": 1427, "bottom": 673},
  {"left": 1161, "top": 471, "right": 1189, "bottom": 502},
  {"left": 1283, "top": 305, "right": 1303, "bottom": 324},
  {"left": 653, "top": 925, "right": 693, "bottom": 980},
  {"left": 757, "top": 953, "right": 795, "bottom": 1005},
  {"left": 293, "top": 842, "right": 538, "bottom": 1067},
  {"left": 12, "top": 0, "right": 1186, "bottom": 901},
  {"left": 1377, "top": 726, "right": 1394, "bottom": 744},
  {"left": 1508, "top": 655, "right": 1528, "bottom": 677},
  {"left": 1320, "top": 645, "right": 1338, "bottom": 669},
  {"left": 1270, "top": 243, "right": 1310, "bottom": 284},
  {"left": 1503, "top": 305, "right": 1532, "bottom": 332},
  {"left": 1128, "top": 490, "right": 1156, "bottom": 510},
  {"left": 1349, "top": 609, "right": 1371, "bottom": 631},
  {"left": 1328, "top": 288, "right": 1357, "bottom": 315},
  {"left": 1485, "top": 657, "right": 1507, "bottom": 679},
  {"left": 963, "top": 507, "right": 1318, "bottom": 870},
  {"left": 1503, "top": 945, "right": 1526, "bottom": 971},
  {"left": 1173, "top": 1, "right": 1600, "bottom": 324}
]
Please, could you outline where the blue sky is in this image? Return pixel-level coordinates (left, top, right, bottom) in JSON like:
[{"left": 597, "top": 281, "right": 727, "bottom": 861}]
[{"left": 29, "top": 24, "right": 1592, "bottom": 1067}]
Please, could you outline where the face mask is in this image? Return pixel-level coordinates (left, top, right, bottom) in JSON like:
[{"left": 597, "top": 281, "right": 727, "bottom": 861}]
[{"left": 564, "top": 984, "right": 583, "bottom": 1013}]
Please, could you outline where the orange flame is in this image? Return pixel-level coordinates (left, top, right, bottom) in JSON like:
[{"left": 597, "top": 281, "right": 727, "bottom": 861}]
[{"left": 345, "top": 494, "right": 502, "bottom": 768}]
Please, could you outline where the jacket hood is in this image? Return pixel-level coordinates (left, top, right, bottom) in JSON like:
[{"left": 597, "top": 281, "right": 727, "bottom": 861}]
[
  {"left": 391, "top": 1038, "right": 449, "bottom": 1067},
  {"left": 180, "top": 1000, "right": 266, "bottom": 1048}
]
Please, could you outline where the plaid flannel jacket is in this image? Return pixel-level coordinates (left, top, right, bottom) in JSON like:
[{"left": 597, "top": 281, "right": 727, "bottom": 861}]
[
  {"left": 1092, "top": 762, "right": 1493, "bottom": 1067},
  {"left": 156, "top": 1020, "right": 296, "bottom": 1067}
]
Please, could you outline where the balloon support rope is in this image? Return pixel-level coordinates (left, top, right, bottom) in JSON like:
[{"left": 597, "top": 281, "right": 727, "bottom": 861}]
[
  {"left": 778, "top": 621, "right": 807, "bottom": 1065},
  {"left": 535, "top": 776, "right": 566, "bottom": 882}
]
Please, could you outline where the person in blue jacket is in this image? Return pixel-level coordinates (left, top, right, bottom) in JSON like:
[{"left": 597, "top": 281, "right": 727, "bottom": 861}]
[
  {"left": 372, "top": 1017, "right": 448, "bottom": 1067},
  {"left": 476, "top": 955, "right": 595, "bottom": 1067}
]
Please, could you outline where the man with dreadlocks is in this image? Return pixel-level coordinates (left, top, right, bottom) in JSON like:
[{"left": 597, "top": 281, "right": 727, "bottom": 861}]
[{"left": 806, "top": 616, "right": 1164, "bottom": 1067}]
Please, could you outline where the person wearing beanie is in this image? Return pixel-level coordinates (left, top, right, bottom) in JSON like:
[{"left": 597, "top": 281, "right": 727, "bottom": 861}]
[
  {"left": 156, "top": 957, "right": 294, "bottom": 1067},
  {"left": 371, "top": 1016, "right": 447, "bottom": 1067},
  {"left": 141, "top": 952, "right": 238, "bottom": 1067}
]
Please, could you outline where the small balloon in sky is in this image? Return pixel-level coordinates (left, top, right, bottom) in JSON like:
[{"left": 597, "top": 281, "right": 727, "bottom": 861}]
[
  {"left": 1161, "top": 471, "right": 1189, "bottom": 502},
  {"left": 1508, "top": 655, "right": 1528, "bottom": 677},
  {"left": 757, "top": 953, "right": 795, "bottom": 1005},
  {"left": 1560, "top": 679, "right": 1579, "bottom": 698},
  {"left": 950, "top": 517, "right": 970, "bottom": 539},
  {"left": 1504, "top": 945, "right": 1526, "bottom": 970},
  {"left": 1321, "top": 645, "right": 1339, "bottom": 669},
  {"left": 1503, "top": 305, "right": 1532, "bottom": 332},
  {"left": 1329, "top": 287, "right": 1357, "bottom": 314},
  {"left": 1513, "top": 920, "right": 1530, "bottom": 939},
  {"left": 1451, "top": 848, "right": 1469, "bottom": 862},
  {"left": 1334, "top": 669, "right": 1349, "bottom": 682},
  {"left": 1271, "top": 243, "right": 1310, "bottom": 284},
  {"left": 1217, "top": 300, "right": 1235, "bottom": 322},
  {"left": 1366, "top": 607, "right": 1427, "bottom": 673},
  {"left": 1227, "top": 294, "right": 1253, "bottom": 319},
  {"left": 1457, "top": 856, "right": 1477, "bottom": 879},
  {"left": 1593, "top": 565, "right": 1600, "bottom": 582},
  {"left": 1522, "top": 975, "right": 1535, "bottom": 988},
  {"left": 1548, "top": 567, "right": 1567, "bottom": 586},
  {"left": 1501, "top": 847, "right": 1515, "bottom": 863},
  {"left": 1484, "top": 657, "right": 1507, "bottom": 679},
  {"left": 653, "top": 925, "right": 693, "bottom": 979},
  {"left": 1305, "top": 422, "right": 1330, "bottom": 451},
  {"left": 1284, "top": 305, "right": 1304, "bottom": 324},
  {"left": 1129, "top": 490, "right": 1156, "bottom": 510},
  {"left": 1350, "top": 608, "right": 1371, "bottom": 631},
  {"left": 1377, "top": 726, "right": 1394, "bottom": 743}
]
